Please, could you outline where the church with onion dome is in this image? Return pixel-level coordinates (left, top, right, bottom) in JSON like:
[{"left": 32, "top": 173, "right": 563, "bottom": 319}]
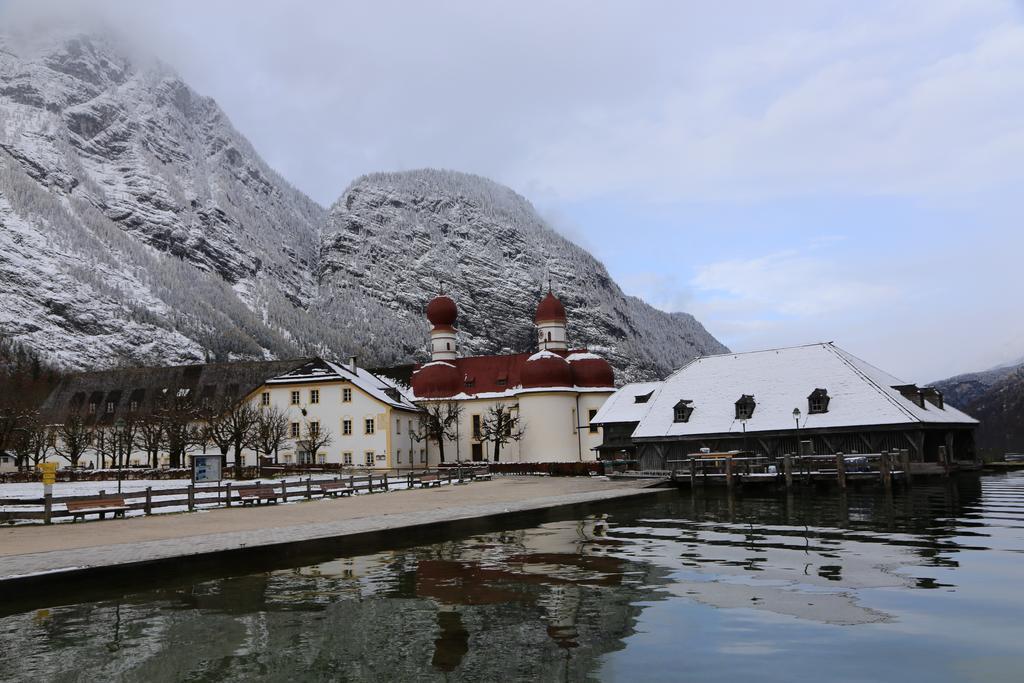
[{"left": 410, "top": 290, "right": 616, "bottom": 464}]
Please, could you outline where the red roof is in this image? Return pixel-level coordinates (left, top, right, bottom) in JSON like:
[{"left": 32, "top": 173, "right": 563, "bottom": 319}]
[
  {"left": 535, "top": 292, "right": 567, "bottom": 323},
  {"left": 412, "top": 349, "right": 614, "bottom": 398},
  {"left": 426, "top": 295, "right": 458, "bottom": 327}
]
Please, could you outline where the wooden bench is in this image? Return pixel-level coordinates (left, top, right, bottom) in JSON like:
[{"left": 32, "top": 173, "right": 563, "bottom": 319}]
[
  {"left": 471, "top": 468, "right": 492, "bottom": 481},
  {"left": 67, "top": 496, "right": 129, "bottom": 521},
  {"left": 418, "top": 473, "right": 442, "bottom": 488},
  {"left": 319, "top": 481, "right": 354, "bottom": 498},
  {"left": 238, "top": 486, "right": 279, "bottom": 505}
]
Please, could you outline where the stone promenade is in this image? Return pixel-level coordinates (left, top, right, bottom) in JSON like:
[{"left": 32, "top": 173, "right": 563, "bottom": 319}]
[{"left": 0, "top": 477, "right": 661, "bottom": 586}]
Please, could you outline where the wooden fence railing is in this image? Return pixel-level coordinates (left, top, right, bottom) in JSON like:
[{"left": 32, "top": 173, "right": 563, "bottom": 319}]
[{"left": 0, "top": 466, "right": 493, "bottom": 524}]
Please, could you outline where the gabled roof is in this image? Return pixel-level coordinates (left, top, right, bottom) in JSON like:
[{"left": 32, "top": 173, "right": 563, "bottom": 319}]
[
  {"left": 266, "top": 359, "right": 419, "bottom": 412},
  {"left": 630, "top": 343, "right": 977, "bottom": 439},
  {"left": 591, "top": 382, "right": 664, "bottom": 425},
  {"left": 39, "top": 358, "right": 311, "bottom": 424}
]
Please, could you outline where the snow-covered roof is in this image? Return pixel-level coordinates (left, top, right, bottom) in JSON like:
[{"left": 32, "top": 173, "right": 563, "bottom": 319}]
[
  {"left": 629, "top": 343, "right": 977, "bottom": 440},
  {"left": 527, "top": 350, "right": 564, "bottom": 362},
  {"left": 566, "top": 352, "right": 603, "bottom": 362},
  {"left": 590, "top": 382, "right": 664, "bottom": 425},
  {"left": 265, "top": 359, "right": 419, "bottom": 412}
]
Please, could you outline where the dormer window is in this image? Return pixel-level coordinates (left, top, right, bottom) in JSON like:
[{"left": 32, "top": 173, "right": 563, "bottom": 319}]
[
  {"left": 735, "top": 394, "right": 756, "bottom": 420},
  {"left": 921, "top": 387, "right": 944, "bottom": 409},
  {"left": 105, "top": 401, "right": 115, "bottom": 414},
  {"left": 634, "top": 391, "right": 653, "bottom": 404},
  {"left": 808, "top": 388, "right": 830, "bottom": 414},
  {"left": 893, "top": 384, "right": 925, "bottom": 408},
  {"left": 673, "top": 400, "right": 694, "bottom": 423}
]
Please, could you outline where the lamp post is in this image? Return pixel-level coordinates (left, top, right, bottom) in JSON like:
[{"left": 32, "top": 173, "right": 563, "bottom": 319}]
[
  {"left": 792, "top": 408, "right": 801, "bottom": 430},
  {"left": 115, "top": 418, "right": 125, "bottom": 494}
]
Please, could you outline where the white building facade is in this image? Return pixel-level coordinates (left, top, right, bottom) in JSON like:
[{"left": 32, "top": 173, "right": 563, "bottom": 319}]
[{"left": 410, "top": 291, "right": 615, "bottom": 465}]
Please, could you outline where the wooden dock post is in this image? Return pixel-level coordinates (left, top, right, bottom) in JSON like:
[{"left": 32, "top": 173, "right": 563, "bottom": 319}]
[
  {"left": 835, "top": 452, "right": 846, "bottom": 490},
  {"left": 306, "top": 477, "right": 312, "bottom": 500},
  {"left": 281, "top": 480, "right": 289, "bottom": 502},
  {"left": 225, "top": 482, "right": 232, "bottom": 507},
  {"left": 43, "top": 492, "right": 52, "bottom": 525},
  {"left": 689, "top": 458, "right": 697, "bottom": 488},
  {"left": 383, "top": 473, "right": 389, "bottom": 491},
  {"left": 725, "top": 457, "right": 734, "bottom": 490},
  {"left": 900, "top": 449, "right": 912, "bottom": 487},
  {"left": 783, "top": 454, "right": 793, "bottom": 489},
  {"left": 145, "top": 486, "right": 152, "bottom": 515},
  {"left": 187, "top": 484, "right": 195, "bottom": 511},
  {"left": 880, "top": 451, "right": 892, "bottom": 490},
  {"left": 938, "top": 445, "right": 950, "bottom": 476}
]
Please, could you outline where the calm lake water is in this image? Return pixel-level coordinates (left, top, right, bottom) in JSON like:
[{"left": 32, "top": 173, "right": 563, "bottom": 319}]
[{"left": 2, "top": 472, "right": 1023, "bottom": 682}]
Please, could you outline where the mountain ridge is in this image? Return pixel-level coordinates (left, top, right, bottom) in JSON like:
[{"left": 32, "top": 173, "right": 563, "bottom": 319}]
[{"left": 0, "top": 30, "right": 726, "bottom": 382}]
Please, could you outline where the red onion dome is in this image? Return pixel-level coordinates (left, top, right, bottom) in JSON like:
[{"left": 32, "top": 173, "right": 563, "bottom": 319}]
[
  {"left": 568, "top": 352, "right": 615, "bottom": 387},
  {"left": 521, "top": 350, "right": 573, "bottom": 389},
  {"left": 426, "top": 295, "right": 458, "bottom": 328},
  {"left": 535, "top": 291, "right": 567, "bottom": 324},
  {"left": 412, "top": 361, "right": 462, "bottom": 398}
]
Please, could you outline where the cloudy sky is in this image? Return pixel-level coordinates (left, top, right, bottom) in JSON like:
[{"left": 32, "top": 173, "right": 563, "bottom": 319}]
[{"left": 6, "top": 0, "right": 1024, "bottom": 382}]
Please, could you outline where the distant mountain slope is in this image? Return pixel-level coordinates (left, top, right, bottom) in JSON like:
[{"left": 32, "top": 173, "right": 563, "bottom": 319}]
[
  {"left": 0, "top": 31, "right": 726, "bottom": 380},
  {"left": 935, "top": 359, "right": 1024, "bottom": 456},
  {"left": 320, "top": 169, "right": 728, "bottom": 381},
  {"left": 0, "top": 30, "right": 329, "bottom": 368}
]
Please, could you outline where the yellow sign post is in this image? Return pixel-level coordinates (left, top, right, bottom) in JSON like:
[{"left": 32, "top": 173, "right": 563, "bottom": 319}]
[
  {"left": 38, "top": 462, "right": 57, "bottom": 485},
  {"left": 38, "top": 463, "right": 57, "bottom": 523}
]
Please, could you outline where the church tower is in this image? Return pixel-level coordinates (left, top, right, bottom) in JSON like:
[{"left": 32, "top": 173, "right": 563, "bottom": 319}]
[
  {"left": 535, "top": 289, "right": 568, "bottom": 351},
  {"left": 426, "top": 295, "right": 458, "bottom": 361}
]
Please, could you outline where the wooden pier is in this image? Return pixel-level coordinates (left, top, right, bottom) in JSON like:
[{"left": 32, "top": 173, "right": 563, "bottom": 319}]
[{"left": 612, "top": 449, "right": 920, "bottom": 491}]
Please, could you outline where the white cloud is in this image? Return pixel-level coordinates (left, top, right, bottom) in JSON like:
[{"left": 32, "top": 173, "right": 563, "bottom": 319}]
[{"left": 691, "top": 250, "right": 896, "bottom": 318}]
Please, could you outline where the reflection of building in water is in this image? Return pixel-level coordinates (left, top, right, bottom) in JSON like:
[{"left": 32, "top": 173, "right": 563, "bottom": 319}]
[{"left": 0, "top": 519, "right": 667, "bottom": 682}]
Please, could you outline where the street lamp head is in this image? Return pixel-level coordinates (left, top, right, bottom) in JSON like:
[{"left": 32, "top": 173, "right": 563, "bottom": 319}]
[{"left": 792, "top": 408, "right": 801, "bottom": 418}]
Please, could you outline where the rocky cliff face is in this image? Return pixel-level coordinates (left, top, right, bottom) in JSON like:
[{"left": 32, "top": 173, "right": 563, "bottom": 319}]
[
  {"left": 0, "top": 30, "right": 325, "bottom": 367},
  {"left": 1, "top": 30, "right": 726, "bottom": 381},
  {"left": 321, "top": 170, "right": 727, "bottom": 381}
]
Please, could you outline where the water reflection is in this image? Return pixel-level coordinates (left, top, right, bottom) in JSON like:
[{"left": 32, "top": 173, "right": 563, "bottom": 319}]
[{"left": 2, "top": 473, "right": 1024, "bottom": 682}]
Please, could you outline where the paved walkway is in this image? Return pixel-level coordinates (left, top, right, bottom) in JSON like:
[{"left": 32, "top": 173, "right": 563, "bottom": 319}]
[{"left": 0, "top": 477, "right": 661, "bottom": 583}]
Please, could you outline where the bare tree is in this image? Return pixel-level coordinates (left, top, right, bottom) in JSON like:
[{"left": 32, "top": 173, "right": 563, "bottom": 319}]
[
  {"left": 157, "top": 399, "right": 201, "bottom": 469},
  {"left": 0, "top": 405, "right": 28, "bottom": 464},
  {"left": 10, "top": 413, "right": 53, "bottom": 471},
  {"left": 55, "top": 414, "right": 92, "bottom": 468},
  {"left": 297, "top": 417, "right": 333, "bottom": 465},
  {"left": 254, "top": 404, "right": 292, "bottom": 465},
  {"left": 135, "top": 415, "right": 164, "bottom": 468},
  {"left": 479, "top": 403, "right": 524, "bottom": 463},
  {"left": 413, "top": 402, "right": 462, "bottom": 464}
]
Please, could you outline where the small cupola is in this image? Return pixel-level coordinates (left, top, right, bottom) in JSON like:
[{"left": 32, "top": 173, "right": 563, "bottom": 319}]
[
  {"left": 807, "top": 388, "right": 830, "bottom": 414},
  {"left": 735, "top": 394, "right": 756, "bottom": 420},
  {"left": 535, "top": 287, "right": 568, "bottom": 351},
  {"left": 426, "top": 294, "right": 458, "bottom": 361}
]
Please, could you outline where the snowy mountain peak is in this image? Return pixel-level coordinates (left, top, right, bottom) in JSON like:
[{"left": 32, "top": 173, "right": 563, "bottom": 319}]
[{"left": 1, "top": 32, "right": 726, "bottom": 382}]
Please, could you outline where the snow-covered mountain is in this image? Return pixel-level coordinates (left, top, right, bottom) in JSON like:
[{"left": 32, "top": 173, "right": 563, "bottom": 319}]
[
  {"left": 321, "top": 169, "right": 727, "bottom": 380},
  {"left": 0, "top": 29, "right": 328, "bottom": 367},
  {"left": 0, "top": 30, "right": 725, "bottom": 381}
]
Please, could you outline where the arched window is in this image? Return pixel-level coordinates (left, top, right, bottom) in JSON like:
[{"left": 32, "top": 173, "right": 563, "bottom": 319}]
[{"left": 547, "top": 331, "right": 552, "bottom": 341}]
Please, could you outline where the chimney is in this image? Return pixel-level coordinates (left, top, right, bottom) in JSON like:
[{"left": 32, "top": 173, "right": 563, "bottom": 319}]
[{"left": 349, "top": 356, "right": 357, "bottom": 373}]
